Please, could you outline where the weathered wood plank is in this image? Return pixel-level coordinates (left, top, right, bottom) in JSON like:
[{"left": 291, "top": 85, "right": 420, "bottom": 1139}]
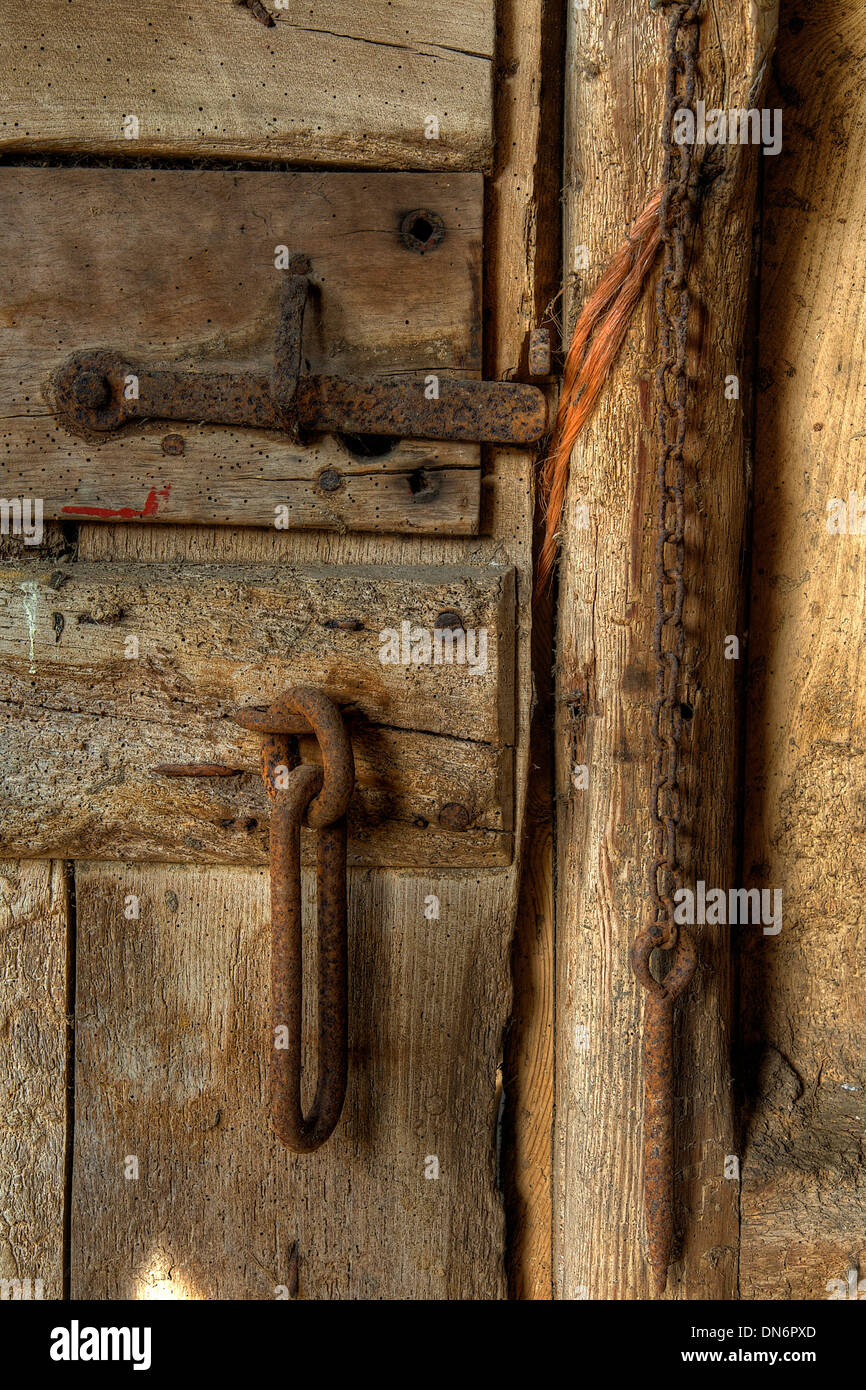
[
  {"left": 0, "top": 561, "right": 513, "bottom": 742},
  {"left": 0, "top": 560, "right": 514, "bottom": 866},
  {"left": 0, "top": 860, "right": 68, "bottom": 1302},
  {"left": 0, "top": 0, "right": 494, "bottom": 169},
  {"left": 4, "top": 713, "right": 512, "bottom": 868},
  {"left": 0, "top": 169, "right": 483, "bottom": 534},
  {"left": 70, "top": 861, "right": 510, "bottom": 1299},
  {"left": 553, "top": 0, "right": 778, "bottom": 1299},
  {"left": 739, "top": 0, "right": 866, "bottom": 1301}
]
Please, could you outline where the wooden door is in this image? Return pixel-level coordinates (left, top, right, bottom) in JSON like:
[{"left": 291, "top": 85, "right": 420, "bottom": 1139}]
[{"left": 0, "top": 0, "right": 560, "bottom": 1300}]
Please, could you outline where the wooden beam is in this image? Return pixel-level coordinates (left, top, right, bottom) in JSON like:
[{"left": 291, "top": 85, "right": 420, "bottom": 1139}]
[
  {"left": 0, "top": 0, "right": 494, "bottom": 169},
  {"left": 740, "top": 0, "right": 866, "bottom": 1300},
  {"left": 0, "top": 561, "right": 514, "bottom": 867},
  {"left": 553, "top": 0, "right": 778, "bottom": 1298}
]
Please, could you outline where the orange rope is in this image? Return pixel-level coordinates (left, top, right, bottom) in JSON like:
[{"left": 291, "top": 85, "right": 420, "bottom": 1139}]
[{"left": 536, "top": 190, "right": 663, "bottom": 595}]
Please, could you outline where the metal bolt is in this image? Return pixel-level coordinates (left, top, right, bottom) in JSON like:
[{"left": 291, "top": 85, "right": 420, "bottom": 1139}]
[
  {"left": 318, "top": 469, "right": 343, "bottom": 492},
  {"left": 161, "top": 433, "right": 185, "bottom": 456},
  {"left": 434, "top": 610, "right": 464, "bottom": 632},
  {"left": 72, "top": 371, "right": 111, "bottom": 409},
  {"left": 439, "top": 803, "right": 471, "bottom": 832},
  {"left": 408, "top": 467, "right": 441, "bottom": 503},
  {"left": 528, "top": 327, "right": 551, "bottom": 377},
  {"left": 399, "top": 209, "right": 446, "bottom": 254}
]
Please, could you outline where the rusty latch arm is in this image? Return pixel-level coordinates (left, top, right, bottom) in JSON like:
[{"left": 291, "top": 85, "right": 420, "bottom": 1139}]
[{"left": 53, "top": 257, "right": 548, "bottom": 446}]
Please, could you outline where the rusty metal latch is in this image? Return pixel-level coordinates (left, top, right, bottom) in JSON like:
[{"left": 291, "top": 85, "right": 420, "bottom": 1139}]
[
  {"left": 52, "top": 254, "right": 547, "bottom": 446},
  {"left": 157, "top": 686, "right": 354, "bottom": 1153}
]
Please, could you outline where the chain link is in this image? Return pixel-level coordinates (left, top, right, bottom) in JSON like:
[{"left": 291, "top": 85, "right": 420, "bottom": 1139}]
[
  {"left": 631, "top": 0, "right": 704, "bottom": 1295},
  {"left": 632, "top": 1, "right": 700, "bottom": 999},
  {"left": 623, "top": 0, "right": 706, "bottom": 1297}
]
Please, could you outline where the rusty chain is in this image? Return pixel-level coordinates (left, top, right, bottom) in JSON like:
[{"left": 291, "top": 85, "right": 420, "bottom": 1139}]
[{"left": 630, "top": 0, "right": 702, "bottom": 1296}]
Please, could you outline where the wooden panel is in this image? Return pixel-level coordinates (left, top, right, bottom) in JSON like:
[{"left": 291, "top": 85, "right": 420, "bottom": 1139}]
[
  {"left": 740, "top": 0, "right": 866, "bottom": 1300},
  {"left": 0, "top": 0, "right": 493, "bottom": 169},
  {"left": 0, "top": 560, "right": 514, "bottom": 867},
  {"left": 0, "top": 860, "right": 68, "bottom": 1301},
  {"left": 57, "top": 0, "right": 546, "bottom": 1305},
  {"left": 70, "top": 862, "right": 510, "bottom": 1299},
  {"left": 552, "top": 0, "right": 777, "bottom": 1299},
  {"left": 0, "top": 169, "right": 483, "bottom": 535}
]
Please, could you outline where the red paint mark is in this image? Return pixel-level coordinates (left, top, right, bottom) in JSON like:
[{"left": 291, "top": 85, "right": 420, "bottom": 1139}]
[
  {"left": 142, "top": 483, "right": 171, "bottom": 516},
  {"left": 62, "top": 483, "right": 171, "bottom": 519}
]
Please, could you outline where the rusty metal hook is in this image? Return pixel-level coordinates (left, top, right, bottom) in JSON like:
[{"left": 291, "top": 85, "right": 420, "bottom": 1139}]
[
  {"left": 231, "top": 687, "right": 355, "bottom": 1152},
  {"left": 630, "top": 926, "right": 697, "bottom": 1291},
  {"left": 155, "top": 685, "right": 355, "bottom": 1153}
]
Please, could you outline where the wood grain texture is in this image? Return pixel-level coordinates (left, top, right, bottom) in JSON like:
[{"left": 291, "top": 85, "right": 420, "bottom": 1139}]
[
  {"left": 0, "top": 860, "right": 69, "bottom": 1301},
  {"left": 70, "top": 861, "right": 511, "bottom": 1299},
  {"left": 0, "top": 169, "right": 482, "bottom": 535},
  {"left": 553, "top": 0, "right": 778, "bottom": 1299},
  {"left": 0, "top": 0, "right": 494, "bottom": 169},
  {"left": 739, "top": 0, "right": 866, "bottom": 1301},
  {"left": 0, "top": 560, "right": 514, "bottom": 867}
]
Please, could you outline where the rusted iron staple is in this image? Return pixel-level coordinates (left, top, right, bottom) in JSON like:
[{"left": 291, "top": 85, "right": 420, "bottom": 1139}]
[{"left": 157, "top": 686, "right": 354, "bottom": 1153}]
